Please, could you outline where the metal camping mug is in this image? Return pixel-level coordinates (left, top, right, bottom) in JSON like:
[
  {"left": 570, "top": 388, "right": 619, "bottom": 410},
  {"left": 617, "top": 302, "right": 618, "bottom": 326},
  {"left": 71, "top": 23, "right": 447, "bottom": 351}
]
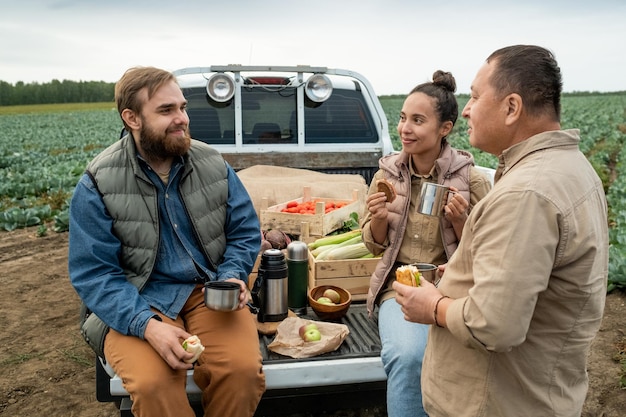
[
  {"left": 417, "top": 183, "right": 457, "bottom": 217},
  {"left": 204, "top": 281, "right": 241, "bottom": 312},
  {"left": 411, "top": 263, "right": 438, "bottom": 285}
]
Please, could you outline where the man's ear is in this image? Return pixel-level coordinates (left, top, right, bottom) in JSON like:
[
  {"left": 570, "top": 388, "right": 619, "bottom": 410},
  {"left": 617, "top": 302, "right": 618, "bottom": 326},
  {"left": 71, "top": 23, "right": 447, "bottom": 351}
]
[
  {"left": 504, "top": 93, "right": 522, "bottom": 125},
  {"left": 121, "top": 109, "right": 141, "bottom": 130}
]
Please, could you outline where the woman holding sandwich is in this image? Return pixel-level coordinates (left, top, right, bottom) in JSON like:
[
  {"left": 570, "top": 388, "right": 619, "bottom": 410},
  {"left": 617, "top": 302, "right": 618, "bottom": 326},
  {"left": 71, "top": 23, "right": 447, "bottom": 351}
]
[{"left": 361, "top": 71, "right": 492, "bottom": 417}]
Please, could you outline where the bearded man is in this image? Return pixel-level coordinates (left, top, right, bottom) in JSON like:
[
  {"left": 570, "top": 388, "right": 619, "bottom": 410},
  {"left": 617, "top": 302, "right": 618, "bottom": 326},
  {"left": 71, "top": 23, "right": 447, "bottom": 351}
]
[{"left": 69, "top": 66, "right": 265, "bottom": 417}]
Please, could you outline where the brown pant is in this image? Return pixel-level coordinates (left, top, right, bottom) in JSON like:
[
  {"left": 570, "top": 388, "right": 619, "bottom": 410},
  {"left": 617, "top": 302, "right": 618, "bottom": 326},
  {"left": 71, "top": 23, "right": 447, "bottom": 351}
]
[{"left": 104, "top": 286, "right": 266, "bottom": 417}]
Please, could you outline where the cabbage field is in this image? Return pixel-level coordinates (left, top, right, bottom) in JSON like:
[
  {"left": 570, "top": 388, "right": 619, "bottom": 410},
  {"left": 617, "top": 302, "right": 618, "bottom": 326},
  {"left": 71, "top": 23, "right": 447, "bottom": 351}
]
[{"left": 1, "top": 94, "right": 625, "bottom": 291}]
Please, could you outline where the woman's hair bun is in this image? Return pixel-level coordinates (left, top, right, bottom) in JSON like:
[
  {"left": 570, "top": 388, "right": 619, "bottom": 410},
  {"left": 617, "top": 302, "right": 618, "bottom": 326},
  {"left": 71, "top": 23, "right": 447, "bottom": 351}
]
[{"left": 432, "top": 70, "right": 457, "bottom": 93}]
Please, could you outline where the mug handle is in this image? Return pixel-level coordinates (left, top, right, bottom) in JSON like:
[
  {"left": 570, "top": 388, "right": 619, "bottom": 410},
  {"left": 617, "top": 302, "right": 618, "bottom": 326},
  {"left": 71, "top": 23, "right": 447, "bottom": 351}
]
[{"left": 445, "top": 190, "right": 458, "bottom": 204}]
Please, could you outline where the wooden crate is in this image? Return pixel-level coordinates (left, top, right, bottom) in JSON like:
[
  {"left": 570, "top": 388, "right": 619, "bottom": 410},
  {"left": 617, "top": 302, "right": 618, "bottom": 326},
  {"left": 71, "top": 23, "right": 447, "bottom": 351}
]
[
  {"left": 260, "top": 187, "right": 362, "bottom": 240},
  {"left": 307, "top": 251, "right": 379, "bottom": 302}
]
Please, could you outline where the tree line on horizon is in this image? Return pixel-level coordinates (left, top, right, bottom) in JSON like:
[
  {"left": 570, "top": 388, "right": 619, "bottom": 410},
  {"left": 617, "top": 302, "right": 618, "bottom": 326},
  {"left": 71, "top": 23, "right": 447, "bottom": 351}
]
[
  {"left": 0, "top": 79, "right": 623, "bottom": 107},
  {"left": 0, "top": 79, "right": 115, "bottom": 106}
]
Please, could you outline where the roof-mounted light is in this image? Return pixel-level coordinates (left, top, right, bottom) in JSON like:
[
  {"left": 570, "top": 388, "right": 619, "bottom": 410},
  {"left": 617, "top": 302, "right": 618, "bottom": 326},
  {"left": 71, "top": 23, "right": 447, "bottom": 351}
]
[
  {"left": 304, "top": 74, "right": 332, "bottom": 103},
  {"left": 206, "top": 73, "right": 235, "bottom": 102}
]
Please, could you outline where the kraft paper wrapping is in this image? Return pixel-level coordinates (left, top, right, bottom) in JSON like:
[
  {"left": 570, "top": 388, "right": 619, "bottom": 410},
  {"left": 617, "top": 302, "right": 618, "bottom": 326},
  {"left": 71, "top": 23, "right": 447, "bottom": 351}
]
[{"left": 267, "top": 317, "right": 350, "bottom": 359}]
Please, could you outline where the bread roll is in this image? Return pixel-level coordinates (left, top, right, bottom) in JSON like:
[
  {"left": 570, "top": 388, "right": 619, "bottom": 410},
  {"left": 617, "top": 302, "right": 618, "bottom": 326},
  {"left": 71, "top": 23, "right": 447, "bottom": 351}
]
[
  {"left": 182, "top": 335, "right": 205, "bottom": 364},
  {"left": 395, "top": 264, "right": 421, "bottom": 287}
]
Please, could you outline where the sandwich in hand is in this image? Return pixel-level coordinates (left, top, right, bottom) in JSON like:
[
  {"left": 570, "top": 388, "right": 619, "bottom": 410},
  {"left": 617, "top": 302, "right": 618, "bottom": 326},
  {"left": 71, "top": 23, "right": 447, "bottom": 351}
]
[
  {"left": 376, "top": 178, "right": 396, "bottom": 203},
  {"left": 182, "top": 335, "right": 205, "bottom": 364},
  {"left": 395, "top": 264, "right": 421, "bottom": 287}
]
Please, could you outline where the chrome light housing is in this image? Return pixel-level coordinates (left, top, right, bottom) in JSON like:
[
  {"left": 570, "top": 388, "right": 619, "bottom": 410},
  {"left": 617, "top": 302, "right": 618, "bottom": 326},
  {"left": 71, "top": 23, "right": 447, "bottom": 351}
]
[
  {"left": 304, "top": 74, "right": 332, "bottom": 103},
  {"left": 206, "top": 73, "right": 235, "bottom": 102}
]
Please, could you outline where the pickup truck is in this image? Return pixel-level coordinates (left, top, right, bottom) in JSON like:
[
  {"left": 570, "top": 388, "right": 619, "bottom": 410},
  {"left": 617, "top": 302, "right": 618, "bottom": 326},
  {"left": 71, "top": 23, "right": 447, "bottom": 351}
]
[
  {"left": 96, "top": 65, "right": 392, "bottom": 416},
  {"left": 94, "top": 65, "right": 494, "bottom": 416}
]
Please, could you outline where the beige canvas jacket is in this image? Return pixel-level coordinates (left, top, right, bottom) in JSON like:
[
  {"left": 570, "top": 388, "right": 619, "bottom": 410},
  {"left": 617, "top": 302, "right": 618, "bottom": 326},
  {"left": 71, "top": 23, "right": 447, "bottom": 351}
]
[{"left": 422, "top": 129, "right": 609, "bottom": 417}]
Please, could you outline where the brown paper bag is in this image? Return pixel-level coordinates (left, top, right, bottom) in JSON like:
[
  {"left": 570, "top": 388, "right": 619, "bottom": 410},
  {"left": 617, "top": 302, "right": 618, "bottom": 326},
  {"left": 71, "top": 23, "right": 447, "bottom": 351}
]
[{"left": 267, "top": 317, "right": 350, "bottom": 359}]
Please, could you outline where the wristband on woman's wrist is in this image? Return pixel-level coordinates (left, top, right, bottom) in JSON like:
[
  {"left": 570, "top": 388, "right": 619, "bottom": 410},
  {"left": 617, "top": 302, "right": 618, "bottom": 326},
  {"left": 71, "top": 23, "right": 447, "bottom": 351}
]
[{"left": 434, "top": 295, "right": 449, "bottom": 328}]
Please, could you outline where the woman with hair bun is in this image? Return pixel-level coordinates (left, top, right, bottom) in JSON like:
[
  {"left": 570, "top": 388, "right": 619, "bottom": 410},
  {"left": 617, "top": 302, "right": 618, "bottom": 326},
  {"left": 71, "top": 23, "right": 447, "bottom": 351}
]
[{"left": 361, "top": 71, "right": 492, "bottom": 416}]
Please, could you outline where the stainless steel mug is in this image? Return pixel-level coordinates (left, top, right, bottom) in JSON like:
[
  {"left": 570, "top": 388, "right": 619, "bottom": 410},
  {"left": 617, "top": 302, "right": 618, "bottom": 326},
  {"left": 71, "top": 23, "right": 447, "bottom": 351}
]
[
  {"left": 204, "top": 281, "right": 241, "bottom": 311},
  {"left": 418, "top": 183, "right": 457, "bottom": 217},
  {"left": 411, "top": 263, "right": 438, "bottom": 284}
]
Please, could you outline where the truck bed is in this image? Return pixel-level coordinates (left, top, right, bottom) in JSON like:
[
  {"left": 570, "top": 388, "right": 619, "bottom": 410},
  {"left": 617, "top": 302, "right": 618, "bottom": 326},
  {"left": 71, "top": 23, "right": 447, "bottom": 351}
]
[{"left": 96, "top": 304, "right": 387, "bottom": 416}]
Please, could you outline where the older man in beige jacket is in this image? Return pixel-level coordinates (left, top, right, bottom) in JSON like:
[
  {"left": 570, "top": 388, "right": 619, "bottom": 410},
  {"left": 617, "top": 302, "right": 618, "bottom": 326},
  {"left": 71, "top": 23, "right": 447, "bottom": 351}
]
[{"left": 394, "top": 45, "right": 608, "bottom": 417}]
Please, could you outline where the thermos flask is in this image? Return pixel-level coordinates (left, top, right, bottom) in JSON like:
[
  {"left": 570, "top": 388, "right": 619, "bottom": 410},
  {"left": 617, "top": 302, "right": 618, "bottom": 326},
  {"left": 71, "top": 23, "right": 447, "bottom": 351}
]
[
  {"left": 287, "top": 241, "right": 309, "bottom": 315},
  {"left": 251, "top": 249, "right": 288, "bottom": 322}
]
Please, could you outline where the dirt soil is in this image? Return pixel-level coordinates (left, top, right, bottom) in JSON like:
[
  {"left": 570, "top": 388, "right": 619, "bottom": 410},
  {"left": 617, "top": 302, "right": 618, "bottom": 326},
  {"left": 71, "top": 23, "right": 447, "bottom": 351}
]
[{"left": 0, "top": 226, "right": 624, "bottom": 417}]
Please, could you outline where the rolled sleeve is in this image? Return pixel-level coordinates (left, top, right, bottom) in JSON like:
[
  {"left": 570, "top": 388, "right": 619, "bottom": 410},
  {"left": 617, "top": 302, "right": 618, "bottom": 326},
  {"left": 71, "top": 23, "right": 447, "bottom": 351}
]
[
  {"left": 361, "top": 221, "right": 389, "bottom": 255},
  {"left": 360, "top": 171, "right": 390, "bottom": 256},
  {"left": 129, "top": 311, "right": 160, "bottom": 339}
]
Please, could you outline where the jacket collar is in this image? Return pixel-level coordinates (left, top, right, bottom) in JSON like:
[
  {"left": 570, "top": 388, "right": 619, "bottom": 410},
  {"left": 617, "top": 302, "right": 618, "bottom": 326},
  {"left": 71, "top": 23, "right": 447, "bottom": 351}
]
[
  {"left": 495, "top": 129, "right": 580, "bottom": 182},
  {"left": 381, "top": 142, "right": 475, "bottom": 181}
]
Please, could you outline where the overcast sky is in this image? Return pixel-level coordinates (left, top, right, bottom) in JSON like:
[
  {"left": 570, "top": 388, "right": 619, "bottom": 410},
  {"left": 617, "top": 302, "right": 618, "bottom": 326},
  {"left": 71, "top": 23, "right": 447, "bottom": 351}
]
[{"left": 1, "top": 0, "right": 624, "bottom": 95}]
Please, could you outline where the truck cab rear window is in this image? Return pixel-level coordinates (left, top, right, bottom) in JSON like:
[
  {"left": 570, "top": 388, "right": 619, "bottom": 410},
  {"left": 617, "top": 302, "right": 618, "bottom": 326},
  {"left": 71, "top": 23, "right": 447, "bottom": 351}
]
[{"left": 182, "top": 87, "right": 378, "bottom": 146}]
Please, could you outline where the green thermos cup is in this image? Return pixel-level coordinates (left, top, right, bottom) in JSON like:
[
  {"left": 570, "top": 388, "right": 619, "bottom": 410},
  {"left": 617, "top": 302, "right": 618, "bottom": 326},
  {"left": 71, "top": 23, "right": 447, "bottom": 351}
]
[{"left": 287, "top": 241, "right": 309, "bottom": 315}]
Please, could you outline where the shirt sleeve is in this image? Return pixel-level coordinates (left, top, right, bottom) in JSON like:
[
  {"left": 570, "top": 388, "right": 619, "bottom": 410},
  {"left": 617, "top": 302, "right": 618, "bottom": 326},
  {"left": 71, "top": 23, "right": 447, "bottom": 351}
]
[
  {"left": 360, "top": 170, "right": 390, "bottom": 255},
  {"left": 447, "top": 189, "right": 559, "bottom": 352},
  {"left": 469, "top": 166, "right": 493, "bottom": 207},
  {"left": 68, "top": 173, "right": 155, "bottom": 339},
  {"left": 216, "top": 165, "right": 261, "bottom": 283}
]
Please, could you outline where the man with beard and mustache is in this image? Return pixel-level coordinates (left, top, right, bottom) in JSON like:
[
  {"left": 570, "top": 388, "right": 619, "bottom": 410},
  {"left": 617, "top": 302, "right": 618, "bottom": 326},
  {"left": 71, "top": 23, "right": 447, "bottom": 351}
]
[{"left": 68, "top": 66, "right": 265, "bottom": 417}]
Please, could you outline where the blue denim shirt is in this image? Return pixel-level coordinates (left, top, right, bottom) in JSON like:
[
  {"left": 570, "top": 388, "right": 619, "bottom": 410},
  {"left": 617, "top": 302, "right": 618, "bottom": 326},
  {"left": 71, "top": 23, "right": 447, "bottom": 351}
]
[{"left": 68, "top": 157, "right": 260, "bottom": 339}]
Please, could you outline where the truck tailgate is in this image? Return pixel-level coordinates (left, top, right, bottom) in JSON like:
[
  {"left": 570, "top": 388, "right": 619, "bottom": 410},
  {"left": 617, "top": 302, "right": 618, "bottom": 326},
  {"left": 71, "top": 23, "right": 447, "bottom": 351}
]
[
  {"left": 259, "top": 304, "right": 385, "bottom": 388},
  {"left": 106, "top": 304, "right": 385, "bottom": 394}
]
